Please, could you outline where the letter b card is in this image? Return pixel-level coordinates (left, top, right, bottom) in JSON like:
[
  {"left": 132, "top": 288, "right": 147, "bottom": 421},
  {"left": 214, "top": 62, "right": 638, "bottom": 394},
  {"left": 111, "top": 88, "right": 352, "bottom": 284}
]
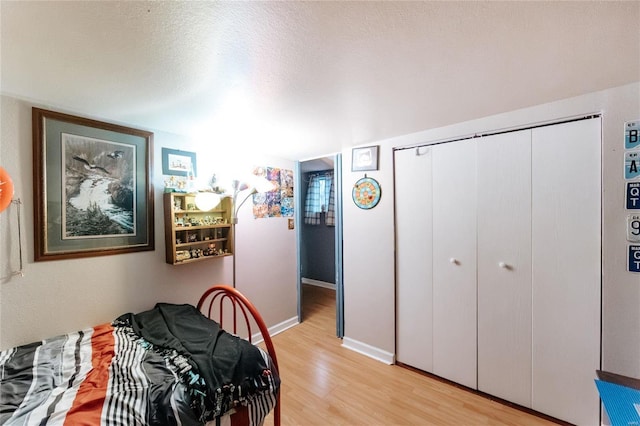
[{"left": 625, "top": 120, "right": 640, "bottom": 150}]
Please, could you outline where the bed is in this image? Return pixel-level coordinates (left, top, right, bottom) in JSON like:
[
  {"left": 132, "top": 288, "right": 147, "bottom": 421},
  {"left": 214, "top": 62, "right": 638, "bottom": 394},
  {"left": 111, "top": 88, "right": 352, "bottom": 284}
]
[{"left": 0, "top": 285, "right": 281, "bottom": 426}]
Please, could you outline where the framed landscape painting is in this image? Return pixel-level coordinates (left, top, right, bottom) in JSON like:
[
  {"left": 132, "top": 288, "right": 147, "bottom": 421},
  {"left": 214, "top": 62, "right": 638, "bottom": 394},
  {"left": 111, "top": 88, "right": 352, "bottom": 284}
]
[
  {"left": 162, "top": 148, "right": 196, "bottom": 177},
  {"left": 32, "top": 108, "right": 154, "bottom": 261}
]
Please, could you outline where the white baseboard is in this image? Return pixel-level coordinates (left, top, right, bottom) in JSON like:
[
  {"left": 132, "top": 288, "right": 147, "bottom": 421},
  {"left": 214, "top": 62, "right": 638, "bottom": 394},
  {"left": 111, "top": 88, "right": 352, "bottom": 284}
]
[
  {"left": 301, "top": 277, "right": 336, "bottom": 290},
  {"left": 252, "top": 315, "right": 299, "bottom": 344},
  {"left": 342, "top": 336, "right": 395, "bottom": 365}
]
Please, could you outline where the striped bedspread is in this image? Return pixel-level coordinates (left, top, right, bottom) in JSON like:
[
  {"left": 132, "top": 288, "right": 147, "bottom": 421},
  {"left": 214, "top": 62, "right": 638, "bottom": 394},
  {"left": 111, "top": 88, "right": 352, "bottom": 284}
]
[{"left": 0, "top": 305, "right": 279, "bottom": 426}]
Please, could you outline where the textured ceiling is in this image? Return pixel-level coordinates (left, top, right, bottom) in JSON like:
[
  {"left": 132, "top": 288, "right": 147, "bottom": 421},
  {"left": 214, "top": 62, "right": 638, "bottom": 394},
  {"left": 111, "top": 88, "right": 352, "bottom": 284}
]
[{"left": 1, "top": 1, "right": 638, "bottom": 160}]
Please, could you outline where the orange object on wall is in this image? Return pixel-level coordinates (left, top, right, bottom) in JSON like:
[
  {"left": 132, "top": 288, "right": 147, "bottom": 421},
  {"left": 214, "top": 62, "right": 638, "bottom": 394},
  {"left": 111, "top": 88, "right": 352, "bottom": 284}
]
[{"left": 0, "top": 166, "right": 14, "bottom": 213}]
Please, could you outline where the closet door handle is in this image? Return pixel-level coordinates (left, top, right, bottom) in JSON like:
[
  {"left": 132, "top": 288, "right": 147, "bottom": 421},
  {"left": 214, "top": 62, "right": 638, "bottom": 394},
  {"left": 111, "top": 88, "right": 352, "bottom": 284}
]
[
  {"left": 449, "top": 258, "right": 459, "bottom": 265},
  {"left": 498, "top": 262, "right": 511, "bottom": 270}
]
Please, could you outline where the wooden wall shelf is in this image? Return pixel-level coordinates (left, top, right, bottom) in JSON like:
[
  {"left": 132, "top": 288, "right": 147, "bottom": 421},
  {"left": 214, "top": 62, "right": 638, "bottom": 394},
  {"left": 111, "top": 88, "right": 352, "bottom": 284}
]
[{"left": 163, "top": 192, "right": 233, "bottom": 265}]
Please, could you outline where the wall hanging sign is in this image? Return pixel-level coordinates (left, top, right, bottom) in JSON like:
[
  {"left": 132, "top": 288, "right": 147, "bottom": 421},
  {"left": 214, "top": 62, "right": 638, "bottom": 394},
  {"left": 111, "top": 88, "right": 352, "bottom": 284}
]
[
  {"left": 33, "top": 108, "right": 154, "bottom": 261},
  {"left": 627, "top": 182, "right": 640, "bottom": 209},
  {"left": 625, "top": 120, "right": 640, "bottom": 150},
  {"left": 624, "top": 120, "right": 640, "bottom": 274},
  {"left": 628, "top": 245, "right": 640, "bottom": 273},
  {"left": 352, "top": 176, "right": 381, "bottom": 209},
  {"left": 624, "top": 150, "right": 640, "bottom": 180},
  {"left": 627, "top": 214, "right": 640, "bottom": 242}
]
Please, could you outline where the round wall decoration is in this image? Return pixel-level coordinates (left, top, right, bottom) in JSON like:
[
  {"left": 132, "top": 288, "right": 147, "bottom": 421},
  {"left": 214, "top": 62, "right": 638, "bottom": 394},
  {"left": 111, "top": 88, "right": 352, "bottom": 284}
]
[
  {"left": 352, "top": 176, "right": 381, "bottom": 209},
  {"left": 0, "top": 166, "right": 14, "bottom": 213}
]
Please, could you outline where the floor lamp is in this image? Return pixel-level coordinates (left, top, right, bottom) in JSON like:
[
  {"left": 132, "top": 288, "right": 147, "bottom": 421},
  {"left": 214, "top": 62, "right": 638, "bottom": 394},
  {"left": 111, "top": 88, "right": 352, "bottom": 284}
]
[{"left": 230, "top": 180, "right": 256, "bottom": 288}]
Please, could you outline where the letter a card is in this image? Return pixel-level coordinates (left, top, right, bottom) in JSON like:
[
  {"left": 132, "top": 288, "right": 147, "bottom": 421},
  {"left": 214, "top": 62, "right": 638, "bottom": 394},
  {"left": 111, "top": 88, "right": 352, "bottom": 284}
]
[{"left": 625, "top": 150, "right": 640, "bottom": 180}]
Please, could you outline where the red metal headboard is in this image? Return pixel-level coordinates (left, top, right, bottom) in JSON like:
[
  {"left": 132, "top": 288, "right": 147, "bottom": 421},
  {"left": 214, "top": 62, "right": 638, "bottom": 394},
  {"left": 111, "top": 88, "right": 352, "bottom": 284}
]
[{"left": 197, "top": 285, "right": 280, "bottom": 426}]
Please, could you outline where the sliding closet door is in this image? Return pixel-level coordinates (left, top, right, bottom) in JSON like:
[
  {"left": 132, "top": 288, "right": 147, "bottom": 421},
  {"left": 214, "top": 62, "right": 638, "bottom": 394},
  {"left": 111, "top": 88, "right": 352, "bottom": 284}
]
[
  {"left": 531, "top": 118, "right": 601, "bottom": 426},
  {"left": 477, "top": 130, "right": 532, "bottom": 406},
  {"left": 395, "top": 147, "right": 433, "bottom": 372},
  {"left": 432, "top": 140, "right": 477, "bottom": 389}
]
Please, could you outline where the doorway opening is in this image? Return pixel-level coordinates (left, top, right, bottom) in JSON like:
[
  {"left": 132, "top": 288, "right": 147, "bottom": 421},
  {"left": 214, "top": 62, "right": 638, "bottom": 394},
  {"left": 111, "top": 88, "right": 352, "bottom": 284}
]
[{"left": 297, "top": 154, "right": 344, "bottom": 337}]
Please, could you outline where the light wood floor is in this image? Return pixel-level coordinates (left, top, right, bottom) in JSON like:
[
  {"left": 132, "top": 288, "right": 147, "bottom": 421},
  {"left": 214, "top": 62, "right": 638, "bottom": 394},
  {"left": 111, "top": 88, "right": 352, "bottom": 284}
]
[{"left": 264, "top": 284, "right": 560, "bottom": 425}]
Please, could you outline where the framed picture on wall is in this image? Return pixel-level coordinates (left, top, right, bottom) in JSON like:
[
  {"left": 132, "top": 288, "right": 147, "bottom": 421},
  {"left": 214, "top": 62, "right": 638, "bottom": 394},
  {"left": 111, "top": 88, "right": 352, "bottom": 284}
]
[
  {"left": 32, "top": 107, "right": 154, "bottom": 261},
  {"left": 162, "top": 148, "right": 197, "bottom": 176},
  {"left": 351, "top": 145, "right": 379, "bottom": 172}
]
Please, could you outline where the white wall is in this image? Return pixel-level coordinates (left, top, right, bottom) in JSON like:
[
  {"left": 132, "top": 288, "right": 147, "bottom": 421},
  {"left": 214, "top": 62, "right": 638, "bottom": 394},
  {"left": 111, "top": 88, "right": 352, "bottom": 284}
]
[
  {"left": 343, "top": 82, "right": 640, "bottom": 378},
  {"left": 0, "top": 95, "right": 297, "bottom": 350},
  {"left": 231, "top": 156, "right": 298, "bottom": 330}
]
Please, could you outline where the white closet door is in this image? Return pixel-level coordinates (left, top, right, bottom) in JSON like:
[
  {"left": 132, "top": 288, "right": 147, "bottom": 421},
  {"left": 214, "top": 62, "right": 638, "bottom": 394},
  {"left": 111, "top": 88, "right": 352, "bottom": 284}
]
[
  {"left": 477, "top": 130, "right": 532, "bottom": 407},
  {"left": 395, "top": 147, "right": 434, "bottom": 372},
  {"left": 432, "top": 139, "right": 477, "bottom": 389},
  {"left": 531, "top": 118, "right": 601, "bottom": 426}
]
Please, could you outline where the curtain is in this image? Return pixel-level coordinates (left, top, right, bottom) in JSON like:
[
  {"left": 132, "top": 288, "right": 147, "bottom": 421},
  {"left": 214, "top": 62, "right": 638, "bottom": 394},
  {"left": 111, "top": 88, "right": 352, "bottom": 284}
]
[
  {"left": 304, "top": 172, "right": 335, "bottom": 226},
  {"left": 304, "top": 174, "right": 322, "bottom": 225},
  {"left": 325, "top": 177, "right": 335, "bottom": 227}
]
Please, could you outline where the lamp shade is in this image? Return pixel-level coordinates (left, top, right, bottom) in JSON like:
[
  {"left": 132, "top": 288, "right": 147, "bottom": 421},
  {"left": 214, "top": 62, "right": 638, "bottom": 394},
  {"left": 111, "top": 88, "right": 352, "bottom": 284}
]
[
  {"left": 254, "top": 177, "right": 276, "bottom": 193},
  {"left": 194, "top": 192, "right": 221, "bottom": 211}
]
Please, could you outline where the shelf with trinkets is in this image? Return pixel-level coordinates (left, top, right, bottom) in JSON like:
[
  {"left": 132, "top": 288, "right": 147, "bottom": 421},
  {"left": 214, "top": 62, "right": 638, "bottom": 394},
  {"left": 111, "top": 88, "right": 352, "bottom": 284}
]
[{"left": 163, "top": 192, "right": 233, "bottom": 265}]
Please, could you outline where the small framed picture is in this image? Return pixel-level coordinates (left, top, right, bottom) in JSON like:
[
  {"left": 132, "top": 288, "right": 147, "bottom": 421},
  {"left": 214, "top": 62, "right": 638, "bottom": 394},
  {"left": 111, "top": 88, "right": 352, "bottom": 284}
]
[
  {"left": 351, "top": 145, "right": 379, "bottom": 172},
  {"left": 162, "top": 148, "right": 196, "bottom": 176}
]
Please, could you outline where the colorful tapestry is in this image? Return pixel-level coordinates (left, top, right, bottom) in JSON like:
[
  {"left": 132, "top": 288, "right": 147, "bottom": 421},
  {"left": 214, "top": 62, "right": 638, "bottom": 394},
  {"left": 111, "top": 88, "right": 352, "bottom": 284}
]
[{"left": 252, "top": 166, "right": 294, "bottom": 219}]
